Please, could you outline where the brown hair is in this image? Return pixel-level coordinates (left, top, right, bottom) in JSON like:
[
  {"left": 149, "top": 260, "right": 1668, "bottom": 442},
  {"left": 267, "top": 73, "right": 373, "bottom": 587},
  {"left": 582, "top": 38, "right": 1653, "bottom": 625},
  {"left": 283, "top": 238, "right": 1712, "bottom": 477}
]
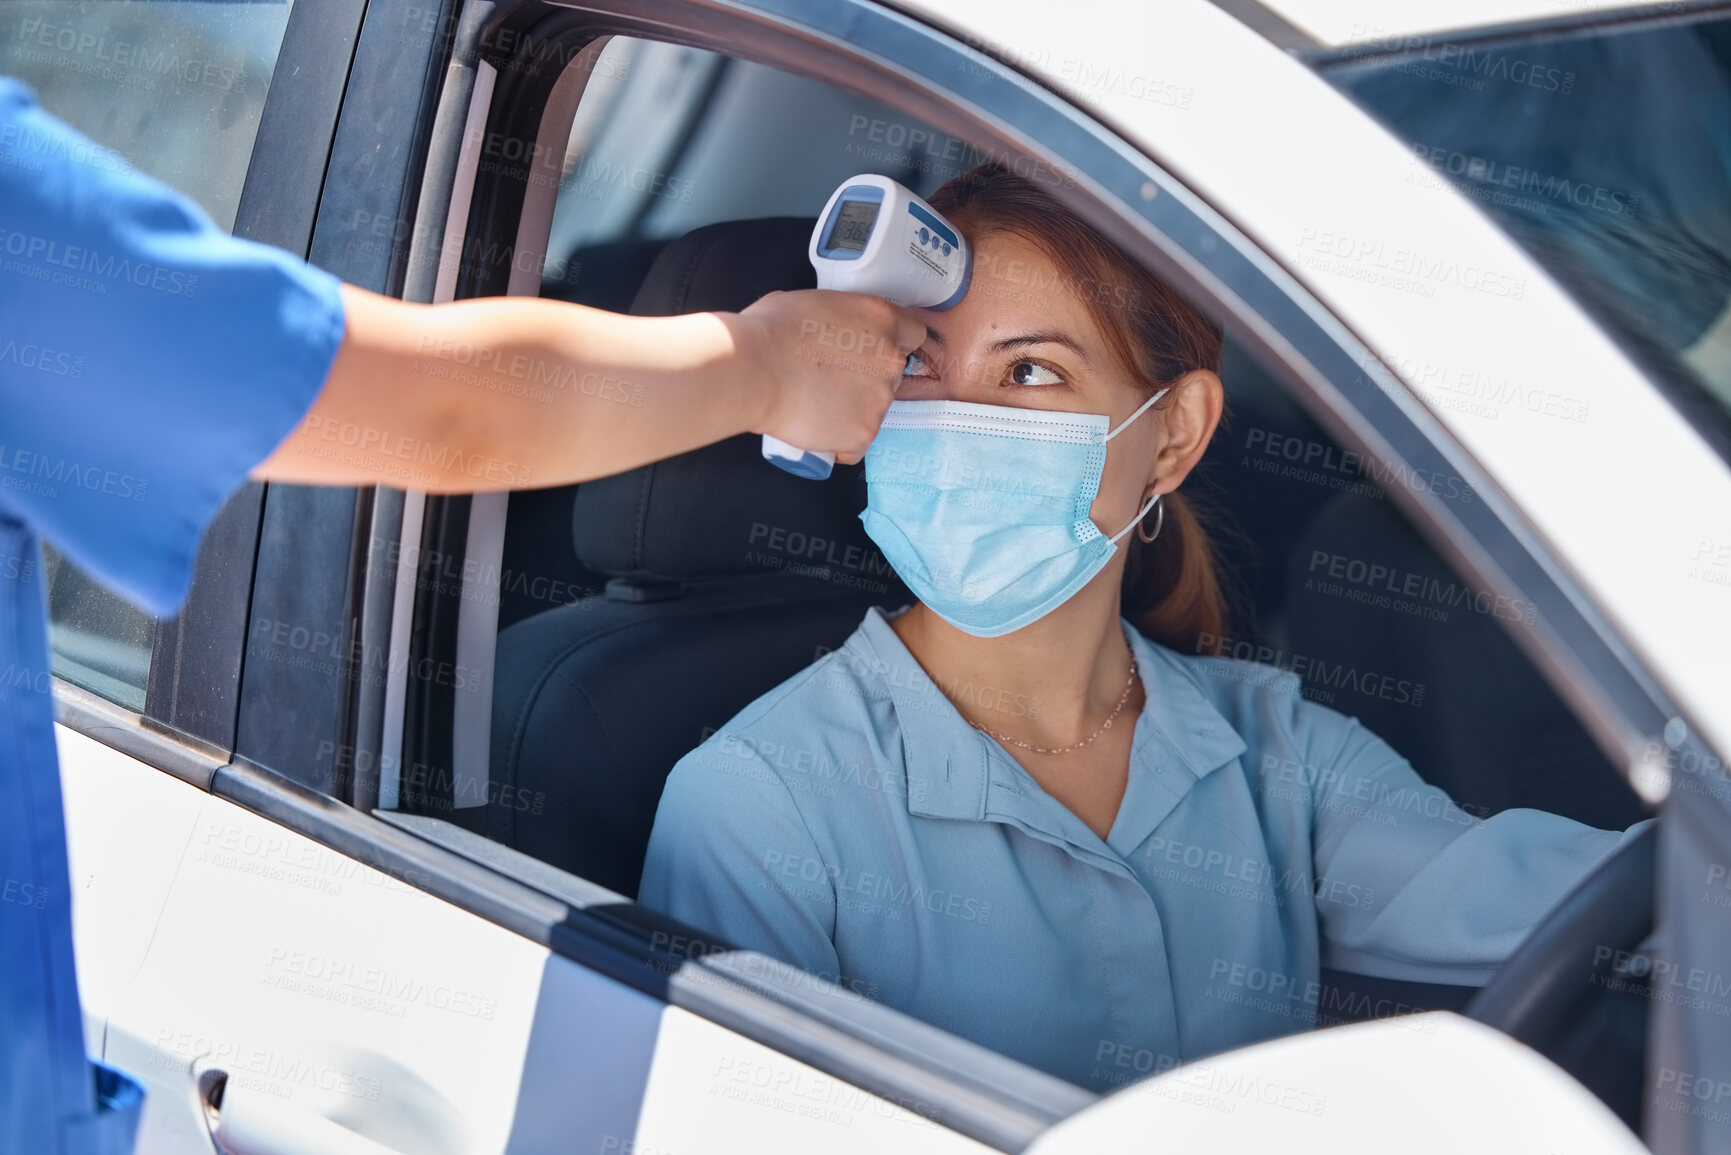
[{"left": 927, "top": 164, "right": 1229, "bottom": 654}]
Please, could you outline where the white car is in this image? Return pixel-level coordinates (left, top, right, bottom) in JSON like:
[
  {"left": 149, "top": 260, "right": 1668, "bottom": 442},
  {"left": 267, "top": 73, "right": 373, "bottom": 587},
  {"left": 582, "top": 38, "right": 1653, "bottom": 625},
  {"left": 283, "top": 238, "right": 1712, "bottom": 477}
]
[{"left": 8, "top": 0, "right": 1729, "bottom": 1151}]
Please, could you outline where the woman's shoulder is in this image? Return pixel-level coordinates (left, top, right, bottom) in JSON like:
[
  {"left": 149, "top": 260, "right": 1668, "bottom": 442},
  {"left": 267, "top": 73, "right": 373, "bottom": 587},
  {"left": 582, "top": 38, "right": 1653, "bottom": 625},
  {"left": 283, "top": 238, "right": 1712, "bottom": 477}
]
[
  {"left": 1132, "top": 629, "right": 1304, "bottom": 713},
  {"left": 1127, "top": 626, "right": 1379, "bottom": 757}
]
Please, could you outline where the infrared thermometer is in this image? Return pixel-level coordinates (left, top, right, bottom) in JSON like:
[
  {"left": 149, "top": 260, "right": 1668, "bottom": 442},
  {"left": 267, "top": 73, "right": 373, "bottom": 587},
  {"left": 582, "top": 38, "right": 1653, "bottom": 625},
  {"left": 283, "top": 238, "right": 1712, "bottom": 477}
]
[{"left": 761, "top": 174, "right": 972, "bottom": 479}]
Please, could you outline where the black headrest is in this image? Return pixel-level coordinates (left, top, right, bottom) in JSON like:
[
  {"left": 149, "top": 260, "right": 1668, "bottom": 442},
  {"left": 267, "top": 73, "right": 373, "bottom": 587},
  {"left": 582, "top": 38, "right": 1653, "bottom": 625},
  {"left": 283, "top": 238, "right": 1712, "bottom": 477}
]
[{"left": 572, "top": 218, "right": 897, "bottom": 593}]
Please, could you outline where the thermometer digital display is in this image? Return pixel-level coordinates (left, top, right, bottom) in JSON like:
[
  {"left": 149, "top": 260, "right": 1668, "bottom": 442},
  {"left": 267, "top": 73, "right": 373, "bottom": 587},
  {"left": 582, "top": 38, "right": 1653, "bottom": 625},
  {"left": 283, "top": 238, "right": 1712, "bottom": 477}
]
[
  {"left": 762, "top": 174, "right": 973, "bottom": 480},
  {"left": 823, "top": 200, "right": 880, "bottom": 253}
]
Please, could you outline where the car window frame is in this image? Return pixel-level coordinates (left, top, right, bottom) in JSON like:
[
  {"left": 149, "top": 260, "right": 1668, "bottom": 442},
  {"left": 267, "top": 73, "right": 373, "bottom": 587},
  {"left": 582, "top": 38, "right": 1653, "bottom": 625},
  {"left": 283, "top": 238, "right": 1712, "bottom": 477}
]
[{"left": 231, "top": 0, "right": 466, "bottom": 795}]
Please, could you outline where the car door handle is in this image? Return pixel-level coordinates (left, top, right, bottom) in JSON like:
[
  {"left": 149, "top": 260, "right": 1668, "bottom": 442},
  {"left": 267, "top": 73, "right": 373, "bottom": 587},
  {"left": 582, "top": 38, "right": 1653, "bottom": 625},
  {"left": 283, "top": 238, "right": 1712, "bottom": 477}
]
[{"left": 207, "top": 1073, "right": 408, "bottom": 1155}]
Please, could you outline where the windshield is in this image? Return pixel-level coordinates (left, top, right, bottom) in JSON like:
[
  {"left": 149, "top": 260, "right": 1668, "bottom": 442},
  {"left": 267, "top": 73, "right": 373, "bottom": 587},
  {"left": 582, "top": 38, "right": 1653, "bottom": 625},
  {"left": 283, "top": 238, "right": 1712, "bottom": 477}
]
[{"left": 1322, "top": 12, "right": 1731, "bottom": 466}]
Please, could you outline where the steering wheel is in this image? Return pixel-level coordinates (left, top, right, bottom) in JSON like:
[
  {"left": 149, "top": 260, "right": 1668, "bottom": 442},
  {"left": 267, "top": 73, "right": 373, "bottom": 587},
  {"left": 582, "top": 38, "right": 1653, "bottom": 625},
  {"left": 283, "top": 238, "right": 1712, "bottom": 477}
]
[{"left": 1465, "top": 821, "right": 1656, "bottom": 1049}]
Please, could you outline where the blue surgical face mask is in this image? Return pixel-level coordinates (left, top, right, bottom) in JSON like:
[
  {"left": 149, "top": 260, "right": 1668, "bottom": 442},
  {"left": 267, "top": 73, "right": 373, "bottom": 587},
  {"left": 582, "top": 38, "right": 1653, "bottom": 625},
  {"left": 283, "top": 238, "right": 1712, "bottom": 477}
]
[{"left": 860, "top": 388, "right": 1168, "bottom": 638}]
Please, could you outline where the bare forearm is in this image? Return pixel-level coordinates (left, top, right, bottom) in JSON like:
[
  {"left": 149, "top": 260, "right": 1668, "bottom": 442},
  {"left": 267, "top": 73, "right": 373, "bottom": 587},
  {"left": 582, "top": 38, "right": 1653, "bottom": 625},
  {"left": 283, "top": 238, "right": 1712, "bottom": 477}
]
[
  {"left": 252, "top": 283, "right": 918, "bottom": 493},
  {"left": 254, "top": 287, "right": 773, "bottom": 492}
]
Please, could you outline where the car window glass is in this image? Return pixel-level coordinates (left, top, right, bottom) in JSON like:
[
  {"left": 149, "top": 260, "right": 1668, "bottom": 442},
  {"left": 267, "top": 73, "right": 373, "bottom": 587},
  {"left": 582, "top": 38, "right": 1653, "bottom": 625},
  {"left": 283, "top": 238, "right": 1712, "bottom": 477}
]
[
  {"left": 1, "top": 0, "right": 296, "bottom": 230},
  {"left": 1323, "top": 13, "right": 1731, "bottom": 465},
  {"left": 2, "top": 0, "right": 298, "bottom": 710},
  {"left": 539, "top": 37, "right": 976, "bottom": 307},
  {"left": 39, "top": 542, "right": 154, "bottom": 710}
]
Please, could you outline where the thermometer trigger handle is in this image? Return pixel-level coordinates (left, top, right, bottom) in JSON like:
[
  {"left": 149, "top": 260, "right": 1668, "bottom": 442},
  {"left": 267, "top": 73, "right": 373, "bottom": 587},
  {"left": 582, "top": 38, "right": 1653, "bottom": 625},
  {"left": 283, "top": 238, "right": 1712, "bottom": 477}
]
[{"left": 761, "top": 435, "right": 836, "bottom": 480}]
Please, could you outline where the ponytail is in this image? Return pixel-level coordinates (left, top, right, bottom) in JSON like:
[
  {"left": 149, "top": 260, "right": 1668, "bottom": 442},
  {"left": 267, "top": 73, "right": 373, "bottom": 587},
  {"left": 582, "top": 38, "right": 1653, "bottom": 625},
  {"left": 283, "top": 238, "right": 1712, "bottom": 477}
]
[{"left": 1121, "top": 489, "right": 1227, "bottom": 656}]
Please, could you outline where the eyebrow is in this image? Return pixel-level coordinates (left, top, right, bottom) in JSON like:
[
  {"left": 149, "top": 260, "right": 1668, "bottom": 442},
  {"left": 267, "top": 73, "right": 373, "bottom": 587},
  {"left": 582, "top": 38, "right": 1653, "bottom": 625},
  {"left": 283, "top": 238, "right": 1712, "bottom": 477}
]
[
  {"left": 922, "top": 325, "right": 1090, "bottom": 364},
  {"left": 991, "top": 332, "right": 1089, "bottom": 362}
]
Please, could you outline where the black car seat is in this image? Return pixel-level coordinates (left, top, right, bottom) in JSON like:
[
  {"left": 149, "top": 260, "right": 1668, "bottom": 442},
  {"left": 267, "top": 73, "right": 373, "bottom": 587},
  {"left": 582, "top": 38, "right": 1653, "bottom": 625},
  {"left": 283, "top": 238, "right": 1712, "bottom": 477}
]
[
  {"left": 1284, "top": 491, "right": 1646, "bottom": 830},
  {"left": 486, "top": 217, "right": 909, "bottom": 897}
]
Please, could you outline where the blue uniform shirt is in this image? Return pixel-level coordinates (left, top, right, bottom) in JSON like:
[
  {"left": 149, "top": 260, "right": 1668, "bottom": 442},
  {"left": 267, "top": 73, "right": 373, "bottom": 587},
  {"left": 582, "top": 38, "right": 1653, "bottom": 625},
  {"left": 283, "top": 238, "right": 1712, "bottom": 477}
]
[
  {"left": 0, "top": 78, "right": 344, "bottom": 1154},
  {"left": 640, "top": 606, "right": 1646, "bottom": 1093}
]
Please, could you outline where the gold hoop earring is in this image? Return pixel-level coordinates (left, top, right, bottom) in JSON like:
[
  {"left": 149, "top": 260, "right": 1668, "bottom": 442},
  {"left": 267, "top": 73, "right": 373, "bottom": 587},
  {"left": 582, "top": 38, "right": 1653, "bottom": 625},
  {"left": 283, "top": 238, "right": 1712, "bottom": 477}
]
[{"left": 1136, "top": 494, "right": 1165, "bottom": 544}]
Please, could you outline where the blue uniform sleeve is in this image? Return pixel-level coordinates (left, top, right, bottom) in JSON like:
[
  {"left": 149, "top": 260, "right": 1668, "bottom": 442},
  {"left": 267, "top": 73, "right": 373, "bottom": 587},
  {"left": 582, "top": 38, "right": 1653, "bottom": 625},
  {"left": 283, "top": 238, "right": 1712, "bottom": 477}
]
[
  {"left": 0, "top": 79, "right": 344, "bottom": 616},
  {"left": 1286, "top": 694, "right": 1650, "bottom": 984},
  {"left": 640, "top": 738, "right": 844, "bottom": 981}
]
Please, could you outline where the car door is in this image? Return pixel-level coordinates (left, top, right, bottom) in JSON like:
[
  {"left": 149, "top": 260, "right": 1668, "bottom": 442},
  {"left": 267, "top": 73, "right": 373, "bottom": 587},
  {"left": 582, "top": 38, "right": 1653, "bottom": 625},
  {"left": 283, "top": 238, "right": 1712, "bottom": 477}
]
[{"left": 424, "top": 0, "right": 1707, "bottom": 1145}]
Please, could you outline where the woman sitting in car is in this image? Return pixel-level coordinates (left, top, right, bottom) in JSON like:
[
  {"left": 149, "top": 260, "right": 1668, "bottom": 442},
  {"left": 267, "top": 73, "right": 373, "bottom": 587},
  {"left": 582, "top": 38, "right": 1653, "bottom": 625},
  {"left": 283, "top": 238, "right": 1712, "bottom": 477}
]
[{"left": 637, "top": 163, "right": 1644, "bottom": 1093}]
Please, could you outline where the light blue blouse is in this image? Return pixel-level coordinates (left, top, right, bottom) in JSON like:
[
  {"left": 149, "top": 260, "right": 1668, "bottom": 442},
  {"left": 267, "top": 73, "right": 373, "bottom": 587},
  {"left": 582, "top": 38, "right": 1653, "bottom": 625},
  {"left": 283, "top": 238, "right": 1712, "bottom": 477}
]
[{"left": 638, "top": 606, "right": 1642, "bottom": 1093}]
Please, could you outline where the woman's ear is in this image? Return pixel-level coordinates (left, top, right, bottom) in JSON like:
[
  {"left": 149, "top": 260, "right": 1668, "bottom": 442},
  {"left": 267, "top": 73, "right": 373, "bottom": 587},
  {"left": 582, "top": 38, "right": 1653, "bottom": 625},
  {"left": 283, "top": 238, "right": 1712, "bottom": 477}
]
[{"left": 1150, "top": 368, "right": 1224, "bottom": 494}]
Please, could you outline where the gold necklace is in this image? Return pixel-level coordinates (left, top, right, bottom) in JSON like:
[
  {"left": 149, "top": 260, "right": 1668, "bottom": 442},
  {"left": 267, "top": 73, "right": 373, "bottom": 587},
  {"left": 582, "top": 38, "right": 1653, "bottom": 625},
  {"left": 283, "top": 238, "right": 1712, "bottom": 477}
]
[{"left": 969, "top": 654, "right": 1139, "bottom": 756}]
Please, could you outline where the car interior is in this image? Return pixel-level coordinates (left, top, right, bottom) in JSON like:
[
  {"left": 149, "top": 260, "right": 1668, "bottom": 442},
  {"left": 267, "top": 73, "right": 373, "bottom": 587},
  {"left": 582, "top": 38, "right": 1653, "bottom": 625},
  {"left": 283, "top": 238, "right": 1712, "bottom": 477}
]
[{"left": 385, "top": 33, "right": 1655, "bottom": 1125}]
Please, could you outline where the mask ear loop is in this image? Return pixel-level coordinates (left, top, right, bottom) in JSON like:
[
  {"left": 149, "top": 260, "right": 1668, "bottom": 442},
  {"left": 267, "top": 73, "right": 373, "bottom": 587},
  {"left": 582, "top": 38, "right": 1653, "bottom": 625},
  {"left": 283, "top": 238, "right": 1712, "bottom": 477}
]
[
  {"left": 1101, "top": 386, "right": 1172, "bottom": 544},
  {"left": 1102, "top": 386, "right": 1171, "bottom": 443},
  {"left": 1107, "top": 492, "right": 1161, "bottom": 545}
]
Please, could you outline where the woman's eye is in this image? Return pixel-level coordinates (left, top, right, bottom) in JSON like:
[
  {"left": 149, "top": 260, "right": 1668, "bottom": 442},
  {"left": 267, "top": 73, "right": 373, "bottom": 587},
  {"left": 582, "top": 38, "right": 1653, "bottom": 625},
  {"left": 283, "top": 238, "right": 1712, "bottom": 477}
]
[
  {"left": 1008, "top": 360, "right": 1063, "bottom": 387},
  {"left": 904, "top": 351, "right": 935, "bottom": 377}
]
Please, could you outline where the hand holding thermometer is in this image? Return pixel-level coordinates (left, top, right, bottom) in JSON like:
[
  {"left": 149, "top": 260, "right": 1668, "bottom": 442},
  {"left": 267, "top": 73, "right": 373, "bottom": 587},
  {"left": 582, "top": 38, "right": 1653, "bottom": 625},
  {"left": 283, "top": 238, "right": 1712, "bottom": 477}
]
[{"left": 761, "top": 174, "right": 972, "bottom": 479}]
